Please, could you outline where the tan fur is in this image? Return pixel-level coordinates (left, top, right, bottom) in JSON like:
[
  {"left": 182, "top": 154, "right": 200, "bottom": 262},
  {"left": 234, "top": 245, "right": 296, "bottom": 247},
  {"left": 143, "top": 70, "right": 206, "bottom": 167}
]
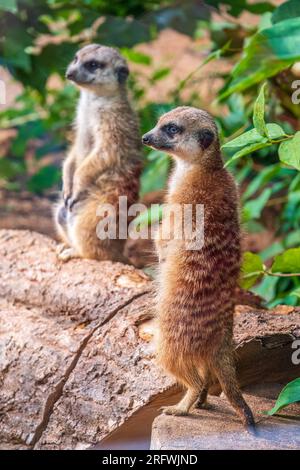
[
  {"left": 143, "top": 106, "right": 255, "bottom": 429},
  {"left": 54, "top": 44, "right": 141, "bottom": 262}
]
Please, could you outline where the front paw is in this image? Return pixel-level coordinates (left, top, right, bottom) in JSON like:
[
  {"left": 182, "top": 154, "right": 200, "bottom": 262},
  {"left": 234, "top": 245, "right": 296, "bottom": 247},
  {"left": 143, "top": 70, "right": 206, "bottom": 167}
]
[
  {"left": 64, "top": 194, "right": 71, "bottom": 208},
  {"left": 67, "top": 190, "right": 87, "bottom": 211},
  {"left": 160, "top": 405, "right": 188, "bottom": 416}
]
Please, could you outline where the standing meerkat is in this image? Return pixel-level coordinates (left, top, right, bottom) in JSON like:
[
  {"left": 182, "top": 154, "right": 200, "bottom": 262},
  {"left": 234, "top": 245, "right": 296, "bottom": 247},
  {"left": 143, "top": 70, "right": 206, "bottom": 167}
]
[
  {"left": 142, "top": 106, "right": 255, "bottom": 430},
  {"left": 54, "top": 44, "right": 141, "bottom": 262}
]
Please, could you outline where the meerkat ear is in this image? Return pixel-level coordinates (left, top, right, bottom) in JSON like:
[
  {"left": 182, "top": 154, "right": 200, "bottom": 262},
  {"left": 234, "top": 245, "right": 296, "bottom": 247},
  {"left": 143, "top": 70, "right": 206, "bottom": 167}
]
[
  {"left": 116, "top": 66, "right": 129, "bottom": 84},
  {"left": 198, "top": 128, "right": 214, "bottom": 150}
]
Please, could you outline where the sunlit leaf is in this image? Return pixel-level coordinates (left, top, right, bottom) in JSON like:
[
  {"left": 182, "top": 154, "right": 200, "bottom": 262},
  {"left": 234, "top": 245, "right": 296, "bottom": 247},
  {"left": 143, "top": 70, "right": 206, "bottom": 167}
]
[
  {"left": 224, "top": 141, "right": 272, "bottom": 167},
  {"left": 222, "top": 128, "right": 267, "bottom": 149},
  {"left": 279, "top": 132, "right": 300, "bottom": 170},
  {"left": 266, "top": 378, "right": 300, "bottom": 415},
  {"left": 240, "top": 251, "right": 264, "bottom": 289},
  {"left": 133, "top": 204, "right": 163, "bottom": 228},
  {"left": 271, "top": 248, "right": 300, "bottom": 273},
  {"left": 253, "top": 83, "right": 268, "bottom": 137},
  {"left": 121, "top": 48, "right": 152, "bottom": 65}
]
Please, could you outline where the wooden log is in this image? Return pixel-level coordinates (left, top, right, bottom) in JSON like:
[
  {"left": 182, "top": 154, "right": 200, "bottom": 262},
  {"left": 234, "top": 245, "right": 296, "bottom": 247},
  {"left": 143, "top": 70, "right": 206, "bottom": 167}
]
[{"left": 0, "top": 230, "right": 299, "bottom": 449}]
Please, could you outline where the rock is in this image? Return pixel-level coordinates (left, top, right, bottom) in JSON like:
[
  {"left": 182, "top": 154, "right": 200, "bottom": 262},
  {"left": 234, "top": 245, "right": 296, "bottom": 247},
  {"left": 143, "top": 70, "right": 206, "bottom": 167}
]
[{"left": 151, "top": 383, "right": 300, "bottom": 450}]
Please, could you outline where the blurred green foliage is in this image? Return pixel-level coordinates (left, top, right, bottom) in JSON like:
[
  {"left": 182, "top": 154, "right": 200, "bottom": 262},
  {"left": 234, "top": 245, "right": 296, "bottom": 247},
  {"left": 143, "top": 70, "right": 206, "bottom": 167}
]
[{"left": 1, "top": 0, "right": 300, "bottom": 310}]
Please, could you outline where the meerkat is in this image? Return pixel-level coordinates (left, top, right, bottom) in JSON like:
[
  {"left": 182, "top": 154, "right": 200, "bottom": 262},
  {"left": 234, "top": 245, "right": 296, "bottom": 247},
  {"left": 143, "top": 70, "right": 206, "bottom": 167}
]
[
  {"left": 142, "top": 106, "right": 255, "bottom": 430},
  {"left": 54, "top": 44, "right": 141, "bottom": 262}
]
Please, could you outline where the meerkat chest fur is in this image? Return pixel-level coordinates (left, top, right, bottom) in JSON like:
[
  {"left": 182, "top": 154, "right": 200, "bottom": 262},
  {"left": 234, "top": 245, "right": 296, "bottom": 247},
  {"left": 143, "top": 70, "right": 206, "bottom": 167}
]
[
  {"left": 74, "top": 90, "right": 140, "bottom": 170},
  {"left": 168, "top": 158, "right": 193, "bottom": 194},
  {"left": 74, "top": 91, "right": 106, "bottom": 161},
  {"left": 159, "top": 165, "right": 241, "bottom": 356}
]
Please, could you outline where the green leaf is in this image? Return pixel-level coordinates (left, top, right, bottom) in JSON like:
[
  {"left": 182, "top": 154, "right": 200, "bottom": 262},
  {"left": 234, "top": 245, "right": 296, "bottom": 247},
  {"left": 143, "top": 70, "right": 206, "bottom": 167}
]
[
  {"left": 240, "top": 251, "right": 264, "bottom": 289},
  {"left": 266, "top": 123, "right": 286, "bottom": 140},
  {"left": 151, "top": 67, "right": 170, "bottom": 82},
  {"left": 222, "top": 128, "right": 267, "bottom": 149},
  {"left": 272, "top": 0, "right": 300, "bottom": 25},
  {"left": 121, "top": 48, "right": 152, "bottom": 65},
  {"left": 133, "top": 204, "right": 163, "bottom": 229},
  {"left": 242, "top": 164, "right": 280, "bottom": 201},
  {"left": 0, "top": 0, "right": 17, "bottom": 13},
  {"left": 266, "top": 378, "right": 300, "bottom": 415},
  {"left": 252, "top": 275, "right": 279, "bottom": 303},
  {"left": 2, "top": 23, "right": 32, "bottom": 72},
  {"left": 290, "top": 287, "right": 300, "bottom": 299},
  {"left": 219, "top": 18, "right": 300, "bottom": 99},
  {"left": 271, "top": 248, "right": 300, "bottom": 274},
  {"left": 253, "top": 83, "right": 268, "bottom": 137},
  {"left": 27, "top": 165, "right": 61, "bottom": 194},
  {"left": 140, "top": 152, "right": 170, "bottom": 196},
  {"left": 0, "top": 158, "right": 23, "bottom": 179},
  {"left": 243, "top": 187, "right": 272, "bottom": 221},
  {"left": 279, "top": 132, "right": 300, "bottom": 170},
  {"left": 222, "top": 123, "right": 286, "bottom": 150},
  {"left": 224, "top": 141, "right": 272, "bottom": 167}
]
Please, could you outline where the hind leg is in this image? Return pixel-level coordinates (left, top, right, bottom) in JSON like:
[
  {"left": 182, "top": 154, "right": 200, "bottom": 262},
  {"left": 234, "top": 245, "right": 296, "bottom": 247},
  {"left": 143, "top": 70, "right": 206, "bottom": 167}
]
[
  {"left": 71, "top": 200, "right": 129, "bottom": 262},
  {"left": 194, "top": 373, "right": 212, "bottom": 410},
  {"left": 210, "top": 348, "right": 255, "bottom": 430},
  {"left": 161, "top": 387, "right": 200, "bottom": 416}
]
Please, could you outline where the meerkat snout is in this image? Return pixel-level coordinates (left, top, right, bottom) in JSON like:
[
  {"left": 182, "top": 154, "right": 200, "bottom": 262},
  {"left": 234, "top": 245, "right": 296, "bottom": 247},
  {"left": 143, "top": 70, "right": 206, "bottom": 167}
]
[
  {"left": 143, "top": 106, "right": 221, "bottom": 167},
  {"left": 66, "top": 43, "right": 129, "bottom": 93}
]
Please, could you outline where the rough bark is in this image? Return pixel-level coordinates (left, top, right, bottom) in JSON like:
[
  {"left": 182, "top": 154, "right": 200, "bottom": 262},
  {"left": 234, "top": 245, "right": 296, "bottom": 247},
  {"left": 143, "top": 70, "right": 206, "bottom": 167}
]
[{"left": 0, "top": 230, "right": 299, "bottom": 449}]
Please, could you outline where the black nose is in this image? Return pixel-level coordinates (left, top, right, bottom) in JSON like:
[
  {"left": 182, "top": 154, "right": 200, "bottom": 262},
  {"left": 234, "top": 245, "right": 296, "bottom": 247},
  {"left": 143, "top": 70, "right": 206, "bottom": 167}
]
[
  {"left": 66, "top": 71, "right": 75, "bottom": 80},
  {"left": 142, "top": 134, "right": 151, "bottom": 144}
]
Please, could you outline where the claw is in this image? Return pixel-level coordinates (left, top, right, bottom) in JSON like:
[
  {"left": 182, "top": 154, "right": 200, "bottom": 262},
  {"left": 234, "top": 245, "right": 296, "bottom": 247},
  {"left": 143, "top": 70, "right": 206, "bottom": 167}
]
[
  {"left": 64, "top": 195, "right": 71, "bottom": 208},
  {"left": 67, "top": 196, "right": 77, "bottom": 211},
  {"left": 67, "top": 190, "right": 87, "bottom": 211}
]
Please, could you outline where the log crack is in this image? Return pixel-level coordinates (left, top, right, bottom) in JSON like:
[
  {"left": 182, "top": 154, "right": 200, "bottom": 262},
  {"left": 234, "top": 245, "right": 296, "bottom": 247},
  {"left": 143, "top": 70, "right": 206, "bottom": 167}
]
[{"left": 30, "top": 290, "right": 148, "bottom": 448}]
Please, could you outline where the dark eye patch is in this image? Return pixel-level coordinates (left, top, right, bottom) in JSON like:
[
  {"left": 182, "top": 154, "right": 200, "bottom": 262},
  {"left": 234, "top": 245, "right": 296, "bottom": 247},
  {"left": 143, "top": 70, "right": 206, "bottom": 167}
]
[
  {"left": 161, "top": 123, "right": 183, "bottom": 137},
  {"left": 84, "top": 60, "right": 106, "bottom": 72},
  {"left": 198, "top": 128, "right": 214, "bottom": 150},
  {"left": 116, "top": 66, "right": 129, "bottom": 84}
]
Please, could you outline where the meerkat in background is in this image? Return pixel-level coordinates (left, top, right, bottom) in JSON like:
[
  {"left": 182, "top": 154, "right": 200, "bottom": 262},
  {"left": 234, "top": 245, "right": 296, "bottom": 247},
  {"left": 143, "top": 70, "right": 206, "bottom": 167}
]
[
  {"left": 54, "top": 44, "right": 141, "bottom": 262},
  {"left": 142, "top": 106, "right": 255, "bottom": 430}
]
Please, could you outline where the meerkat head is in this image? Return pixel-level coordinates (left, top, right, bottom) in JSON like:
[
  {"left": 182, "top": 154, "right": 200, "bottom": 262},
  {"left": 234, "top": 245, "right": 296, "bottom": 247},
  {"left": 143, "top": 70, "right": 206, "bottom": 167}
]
[
  {"left": 142, "top": 106, "right": 222, "bottom": 168},
  {"left": 65, "top": 44, "right": 129, "bottom": 95}
]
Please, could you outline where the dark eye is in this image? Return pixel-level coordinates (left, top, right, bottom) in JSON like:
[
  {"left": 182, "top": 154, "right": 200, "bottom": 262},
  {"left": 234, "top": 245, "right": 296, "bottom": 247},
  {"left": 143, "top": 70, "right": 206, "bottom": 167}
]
[
  {"left": 166, "top": 124, "right": 180, "bottom": 135},
  {"left": 84, "top": 61, "right": 106, "bottom": 72},
  {"left": 73, "top": 55, "right": 78, "bottom": 64}
]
